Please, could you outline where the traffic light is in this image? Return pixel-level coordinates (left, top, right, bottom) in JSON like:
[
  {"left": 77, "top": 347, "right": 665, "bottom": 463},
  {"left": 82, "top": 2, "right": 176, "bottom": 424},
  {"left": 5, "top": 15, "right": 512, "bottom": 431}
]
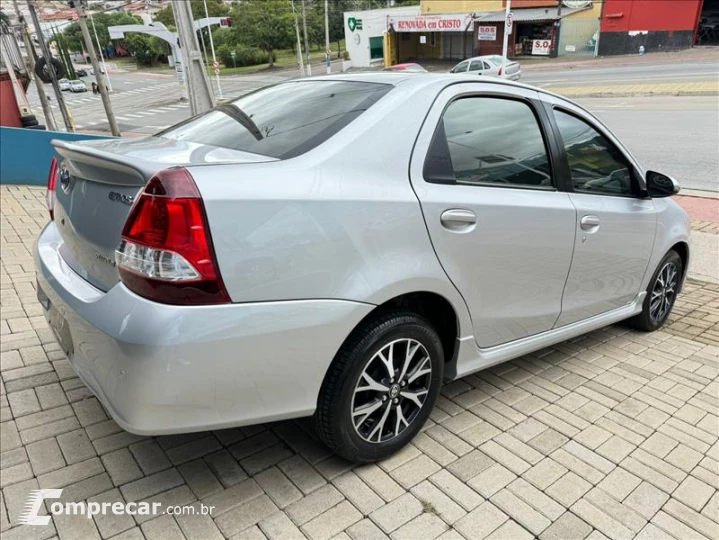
[{"left": 220, "top": 17, "right": 232, "bottom": 28}]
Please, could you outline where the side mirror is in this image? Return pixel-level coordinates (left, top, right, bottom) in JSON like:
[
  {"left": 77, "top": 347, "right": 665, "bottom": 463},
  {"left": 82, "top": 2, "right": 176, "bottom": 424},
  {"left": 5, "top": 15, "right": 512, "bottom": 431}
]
[{"left": 646, "top": 171, "right": 680, "bottom": 198}]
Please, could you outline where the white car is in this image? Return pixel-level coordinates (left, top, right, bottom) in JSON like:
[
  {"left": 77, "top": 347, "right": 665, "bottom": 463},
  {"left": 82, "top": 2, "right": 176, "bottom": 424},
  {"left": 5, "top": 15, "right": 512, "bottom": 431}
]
[
  {"left": 451, "top": 55, "right": 522, "bottom": 80},
  {"left": 69, "top": 80, "right": 87, "bottom": 93},
  {"left": 58, "top": 78, "right": 71, "bottom": 91}
]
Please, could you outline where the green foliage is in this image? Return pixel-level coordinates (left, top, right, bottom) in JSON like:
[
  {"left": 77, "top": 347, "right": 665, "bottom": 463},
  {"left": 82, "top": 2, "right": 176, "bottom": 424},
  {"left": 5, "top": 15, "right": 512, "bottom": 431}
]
[
  {"left": 229, "top": 0, "right": 294, "bottom": 66},
  {"left": 153, "top": 0, "right": 229, "bottom": 28},
  {"left": 61, "top": 12, "right": 141, "bottom": 52},
  {"left": 217, "top": 44, "right": 274, "bottom": 68},
  {"left": 123, "top": 33, "right": 170, "bottom": 66},
  {"left": 211, "top": 27, "right": 235, "bottom": 49}
]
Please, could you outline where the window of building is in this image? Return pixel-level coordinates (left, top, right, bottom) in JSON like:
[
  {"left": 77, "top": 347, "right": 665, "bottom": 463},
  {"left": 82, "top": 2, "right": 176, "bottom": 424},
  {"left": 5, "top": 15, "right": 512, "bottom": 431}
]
[
  {"left": 554, "top": 110, "right": 634, "bottom": 196},
  {"left": 424, "top": 97, "right": 553, "bottom": 188},
  {"left": 370, "top": 36, "right": 384, "bottom": 60}
]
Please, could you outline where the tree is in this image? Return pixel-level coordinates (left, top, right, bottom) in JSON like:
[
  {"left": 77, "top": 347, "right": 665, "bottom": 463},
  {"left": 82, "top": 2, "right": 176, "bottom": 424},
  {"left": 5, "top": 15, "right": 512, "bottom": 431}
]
[
  {"left": 154, "top": 0, "right": 229, "bottom": 28},
  {"left": 123, "top": 33, "right": 170, "bottom": 66},
  {"left": 60, "top": 12, "right": 141, "bottom": 52},
  {"left": 230, "top": 0, "right": 294, "bottom": 67}
]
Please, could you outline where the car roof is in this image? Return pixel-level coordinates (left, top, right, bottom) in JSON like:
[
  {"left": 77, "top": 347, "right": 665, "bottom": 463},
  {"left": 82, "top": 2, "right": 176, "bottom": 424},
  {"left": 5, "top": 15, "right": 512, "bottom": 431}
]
[{"left": 303, "top": 72, "right": 572, "bottom": 108}]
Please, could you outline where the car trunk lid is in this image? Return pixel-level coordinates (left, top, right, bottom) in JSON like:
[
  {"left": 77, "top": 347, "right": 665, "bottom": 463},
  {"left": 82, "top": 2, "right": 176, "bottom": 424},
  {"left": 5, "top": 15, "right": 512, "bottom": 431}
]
[{"left": 51, "top": 136, "right": 275, "bottom": 292}]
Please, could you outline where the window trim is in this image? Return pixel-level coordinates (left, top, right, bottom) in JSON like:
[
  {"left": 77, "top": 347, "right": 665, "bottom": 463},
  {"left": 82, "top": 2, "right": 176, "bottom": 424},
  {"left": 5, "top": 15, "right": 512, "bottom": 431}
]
[
  {"left": 422, "top": 93, "right": 560, "bottom": 192},
  {"left": 549, "top": 105, "right": 645, "bottom": 199}
]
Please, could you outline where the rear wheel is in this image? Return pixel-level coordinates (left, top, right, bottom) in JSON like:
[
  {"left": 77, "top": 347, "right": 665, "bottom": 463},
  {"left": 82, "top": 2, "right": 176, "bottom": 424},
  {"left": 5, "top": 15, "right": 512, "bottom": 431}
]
[
  {"left": 314, "top": 312, "right": 443, "bottom": 462},
  {"left": 629, "top": 250, "right": 682, "bottom": 331}
]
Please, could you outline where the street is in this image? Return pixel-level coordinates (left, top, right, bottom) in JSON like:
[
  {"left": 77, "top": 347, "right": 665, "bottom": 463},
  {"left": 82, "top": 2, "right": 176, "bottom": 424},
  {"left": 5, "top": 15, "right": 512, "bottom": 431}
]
[{"left": 28, "top": 59, "right": 718, "bottom": 193}]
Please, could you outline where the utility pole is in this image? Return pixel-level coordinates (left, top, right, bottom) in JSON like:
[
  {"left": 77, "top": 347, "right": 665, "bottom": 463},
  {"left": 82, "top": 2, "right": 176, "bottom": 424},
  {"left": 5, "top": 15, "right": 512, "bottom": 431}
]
[
  {"left": 301, "top": 0, "right": 311, "bottom": 76},
  {"left": 26, "top": 0, "right": 73, "bottom": 131},
  {"left": 11, "top": 0, "right": 56, "bottom": 130},
  {"left": 291, "top": 0, "right": 305, "bottom": 77},
  {"left": 89, "top": 13, "right": 111, "bottom": 92},
  {"left": 501, "top": 0, "right": 511, "bottom": 78},
  {"left": 203, "top": 0, "right": 222, "bottom": 99},
  {"left": 73, "top": 0, "right": 120, "bottom": 136},
  {"left": 171, "top": 0, "right": 214, "bottom": 115},
  {"left": 324, "top": 0, "right": 330, "bottom": 74}
]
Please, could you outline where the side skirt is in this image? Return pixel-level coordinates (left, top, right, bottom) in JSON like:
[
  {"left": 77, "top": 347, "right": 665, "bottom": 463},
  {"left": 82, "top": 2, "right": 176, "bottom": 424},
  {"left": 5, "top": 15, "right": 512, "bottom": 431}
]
[{"left": 452, "top": 292, "right": 646, "bottom": 380}]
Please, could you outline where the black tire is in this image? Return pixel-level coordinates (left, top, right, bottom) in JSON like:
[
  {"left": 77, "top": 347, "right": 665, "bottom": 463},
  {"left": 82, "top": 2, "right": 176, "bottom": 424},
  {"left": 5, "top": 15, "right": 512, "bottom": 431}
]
[
  {"left": 628, "top": 250, "right": 683, "bottom": 332},
  {"left": 21, "top": 116, "right": 39, "bottom": 127},
  {"left": 314, "top": 311, "right": 443, "bottom": 463},
  {"left": 35, "top": 57, "right": 64, "bottom": 83}
]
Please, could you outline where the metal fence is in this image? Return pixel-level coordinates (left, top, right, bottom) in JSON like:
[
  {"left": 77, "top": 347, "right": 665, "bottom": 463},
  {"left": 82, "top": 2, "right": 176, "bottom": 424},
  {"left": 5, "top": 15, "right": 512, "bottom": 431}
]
[{"left": 558, "top": 18, "right": 600, "bottom": 58}]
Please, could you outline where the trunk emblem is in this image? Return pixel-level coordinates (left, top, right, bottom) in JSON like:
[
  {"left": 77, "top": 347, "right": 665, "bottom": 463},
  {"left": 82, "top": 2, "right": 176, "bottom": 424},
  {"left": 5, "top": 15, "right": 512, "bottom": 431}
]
[
  {"left": 108, "top": 192, "right": 135, "bottom": 206},
  {"left": 59, "top": 167, "right": 72, "bottom": 193}
]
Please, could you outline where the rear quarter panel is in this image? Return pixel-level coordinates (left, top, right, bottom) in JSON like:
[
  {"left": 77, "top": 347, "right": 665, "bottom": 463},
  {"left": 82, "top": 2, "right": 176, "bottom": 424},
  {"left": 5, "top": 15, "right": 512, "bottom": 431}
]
[{"left": 190, "top": 81, "right": 473, "bottom": 337}]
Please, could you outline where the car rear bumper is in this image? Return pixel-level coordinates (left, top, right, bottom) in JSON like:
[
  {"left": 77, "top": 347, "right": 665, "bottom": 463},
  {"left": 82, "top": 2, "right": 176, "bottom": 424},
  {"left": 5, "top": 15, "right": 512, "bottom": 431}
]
[
  {"left": 35, "top": 222, "right": 374, "bottom": 435},
  {"left": 507, "top": 71, "right": 521, "bottom": 81}
]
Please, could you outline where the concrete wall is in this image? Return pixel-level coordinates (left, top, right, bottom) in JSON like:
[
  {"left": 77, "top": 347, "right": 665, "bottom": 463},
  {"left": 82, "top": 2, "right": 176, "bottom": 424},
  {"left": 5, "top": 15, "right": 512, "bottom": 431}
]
[
  {"left": 0, "top": 127, "right": 114, "bottom": 186},
  {"left": 344, "top": 6, "right": 420, "bottom": 67}
]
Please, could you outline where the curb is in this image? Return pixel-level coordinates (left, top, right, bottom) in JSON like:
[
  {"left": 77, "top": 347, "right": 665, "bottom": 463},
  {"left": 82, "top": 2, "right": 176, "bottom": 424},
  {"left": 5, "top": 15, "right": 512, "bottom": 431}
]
[{"left": 557, "top": 90, "right": 719, "bottom": 99}]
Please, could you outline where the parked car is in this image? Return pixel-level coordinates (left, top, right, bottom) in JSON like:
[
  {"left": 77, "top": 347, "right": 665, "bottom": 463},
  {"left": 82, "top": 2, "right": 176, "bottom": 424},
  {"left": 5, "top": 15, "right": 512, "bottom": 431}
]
[
  {"left": 58, "top": 78, "right": 71, "bottom": 91},
  {"left": 69, "top": 80, "right": 87, "bottom": 92},
  {"left": 450, "top": 55, "right": 522, "bottom": 80},
  {"left": 383, "top": 63, "right": 427, "bottom": 73},
  {"left": 75, "top": 69, "right": 88, "bottom": 77},
  {"left": 36, "top": 75, "right": 689, "bottom": 462}
]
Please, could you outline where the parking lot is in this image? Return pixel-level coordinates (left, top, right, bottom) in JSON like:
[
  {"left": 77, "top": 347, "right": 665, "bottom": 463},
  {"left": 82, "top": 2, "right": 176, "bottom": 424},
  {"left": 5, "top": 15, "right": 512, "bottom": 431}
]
[{"left": 1, "top": 185, "right": 717, "bottom": 540}]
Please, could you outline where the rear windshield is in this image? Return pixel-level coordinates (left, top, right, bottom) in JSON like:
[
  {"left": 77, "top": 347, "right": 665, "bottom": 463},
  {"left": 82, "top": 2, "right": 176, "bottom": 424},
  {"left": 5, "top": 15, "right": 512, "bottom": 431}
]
[
  {"left": 488, "top": 56, "right": 505, "bottom": 66},
  {"left": 157, "top": 80, "right": 391, "bottom": 159}
]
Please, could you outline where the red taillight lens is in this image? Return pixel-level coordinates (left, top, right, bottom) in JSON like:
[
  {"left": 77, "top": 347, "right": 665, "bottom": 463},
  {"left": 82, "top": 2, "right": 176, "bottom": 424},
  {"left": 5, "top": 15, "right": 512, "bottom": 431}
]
[
  {"left": 46, "top": 157, "right": 58, "bottom": 221},
  {"left": 498, "top": 67, "right": 503, "bottom": 76},
  {"left": 115, "top": 167, "right": 231, "bottom": 305}
]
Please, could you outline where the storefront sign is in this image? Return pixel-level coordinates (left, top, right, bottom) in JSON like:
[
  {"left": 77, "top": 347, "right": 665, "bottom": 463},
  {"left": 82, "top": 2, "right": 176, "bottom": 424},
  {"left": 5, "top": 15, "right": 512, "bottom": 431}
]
[
  {"left": 532, "top": 39, "right": 552, "bottom": 55},
  {"left": 477, "top": 26, "right": 497, "bottom": 41},
  {"left": 388, "top": 13, "right": 473, "bottom": 33}
]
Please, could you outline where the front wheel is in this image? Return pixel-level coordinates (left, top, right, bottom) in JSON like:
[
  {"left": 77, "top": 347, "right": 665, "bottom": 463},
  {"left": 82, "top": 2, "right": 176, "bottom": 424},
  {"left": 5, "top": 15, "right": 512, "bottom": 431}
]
[
  {"left": 629, "top": 250, "right": 683, "bottom": 331},
  {"left": 313, "top": 312, "right": 444, "bottom": 463}
]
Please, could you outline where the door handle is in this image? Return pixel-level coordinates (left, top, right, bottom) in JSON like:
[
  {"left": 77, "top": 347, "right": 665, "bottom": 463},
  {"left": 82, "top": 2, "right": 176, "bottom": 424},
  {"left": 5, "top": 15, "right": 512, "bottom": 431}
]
[
  {"left": 440, "top": 209, "right": 477, "bottom": 232},
  {"left": 580, "top": 215, "right": 600, "bottom": 231}
]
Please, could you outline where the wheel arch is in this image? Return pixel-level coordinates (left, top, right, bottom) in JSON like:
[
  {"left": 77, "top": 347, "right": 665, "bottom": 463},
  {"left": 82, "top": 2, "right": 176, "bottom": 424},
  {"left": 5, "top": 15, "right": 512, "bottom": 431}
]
[
  {"left": 670, "top": 241, "right": 690, "bottom": 290},
  {"left": 333, "top": 291, "right": 462, "bottom": 383}
]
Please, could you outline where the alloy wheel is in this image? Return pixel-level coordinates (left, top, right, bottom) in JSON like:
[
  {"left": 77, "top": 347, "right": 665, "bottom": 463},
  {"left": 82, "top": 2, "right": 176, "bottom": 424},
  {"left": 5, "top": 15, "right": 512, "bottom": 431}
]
[
  {"left": 351, "top": 338, "right": 432, "bottom": 444},
  {"left": 650, "top": 261, "right": 678, "bottom": 323}
]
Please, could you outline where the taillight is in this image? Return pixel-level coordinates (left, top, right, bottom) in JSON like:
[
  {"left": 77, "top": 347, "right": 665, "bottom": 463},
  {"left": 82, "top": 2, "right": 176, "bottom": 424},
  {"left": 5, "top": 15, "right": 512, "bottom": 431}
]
[
  {"left": 46, "top": 157, "right": 58, "bottom": 221},
  {"left": 498, "top": 67, "right": 503, "bottom": 76},
  {"left": 115, "top": 167, "right": 231, "bottom": 305}
]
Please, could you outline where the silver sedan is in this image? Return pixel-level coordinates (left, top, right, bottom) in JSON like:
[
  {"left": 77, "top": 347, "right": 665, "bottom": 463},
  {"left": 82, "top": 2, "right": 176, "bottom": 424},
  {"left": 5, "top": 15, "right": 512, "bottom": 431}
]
[
  {"left": 36, "top": 73, "right": 689, "bottom": 462},
  {"left": 451, "top": 55, "right": 522, "bottom": 80}
]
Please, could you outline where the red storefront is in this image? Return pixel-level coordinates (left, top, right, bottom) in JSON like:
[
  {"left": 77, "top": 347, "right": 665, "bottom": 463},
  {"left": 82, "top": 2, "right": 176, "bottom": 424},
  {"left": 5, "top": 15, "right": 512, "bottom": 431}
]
[{"left": 599, "top": 0, "right": 705, "bottom": 55}]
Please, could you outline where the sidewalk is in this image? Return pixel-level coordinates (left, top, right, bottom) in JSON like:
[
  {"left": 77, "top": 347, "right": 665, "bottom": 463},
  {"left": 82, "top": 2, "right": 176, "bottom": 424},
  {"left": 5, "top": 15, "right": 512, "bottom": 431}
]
[
  {"left": 675, "top": 194, "right": 719, "bottom": 284},
  {"left": 546, "top": 81, "right": 719, "bottom": 98},
  {"left": 520, "top": 46, "right": 719, "bottom": 72},
  {"left": 1, "top": 184, "right": 717, "bottom": 540}
]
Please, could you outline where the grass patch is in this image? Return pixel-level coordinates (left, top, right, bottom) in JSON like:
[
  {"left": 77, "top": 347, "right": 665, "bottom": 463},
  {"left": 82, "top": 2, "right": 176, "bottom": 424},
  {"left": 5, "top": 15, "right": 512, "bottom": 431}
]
[{"left": 208, "top": 41, "right": 345, "bottom": 76}]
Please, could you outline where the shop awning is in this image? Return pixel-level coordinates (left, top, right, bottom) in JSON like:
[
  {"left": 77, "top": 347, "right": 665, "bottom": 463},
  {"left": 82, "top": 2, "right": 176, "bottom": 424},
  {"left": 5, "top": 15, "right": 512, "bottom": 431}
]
[{"left": 478, "top": 6, "right": 590, "bottom": 23}]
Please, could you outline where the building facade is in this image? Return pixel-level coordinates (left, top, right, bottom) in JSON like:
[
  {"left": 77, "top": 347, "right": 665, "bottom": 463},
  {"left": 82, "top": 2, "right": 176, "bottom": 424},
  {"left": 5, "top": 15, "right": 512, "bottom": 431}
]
[
  {"left": 599, "top": 0, "right": 705, "bottom": 54},
  {"left": 344, "top": 0, "right": 708, "bottom": 67}
]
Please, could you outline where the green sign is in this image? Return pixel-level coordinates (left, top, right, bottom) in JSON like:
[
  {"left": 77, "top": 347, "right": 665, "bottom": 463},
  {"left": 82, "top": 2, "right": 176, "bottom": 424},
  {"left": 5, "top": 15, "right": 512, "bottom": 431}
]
[{"left": 348, "top": 17, "right": 363, "bottom": 32}]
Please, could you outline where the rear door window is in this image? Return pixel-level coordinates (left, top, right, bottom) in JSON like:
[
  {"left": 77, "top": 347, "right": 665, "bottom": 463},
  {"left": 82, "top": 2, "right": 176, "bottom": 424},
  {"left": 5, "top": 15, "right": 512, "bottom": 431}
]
[
  {"left": 469, "top": 60, "right": 484, "bottom": 71},
  {"left": 158, "top": 81, "right": 391, "bottom": 159}
]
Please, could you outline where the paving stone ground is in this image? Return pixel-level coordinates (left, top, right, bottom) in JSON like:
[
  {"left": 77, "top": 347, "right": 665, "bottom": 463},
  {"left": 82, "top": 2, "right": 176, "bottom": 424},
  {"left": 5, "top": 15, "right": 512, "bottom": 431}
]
[{"left": 1, "top": 185, "right": 717, "bottom": 540}]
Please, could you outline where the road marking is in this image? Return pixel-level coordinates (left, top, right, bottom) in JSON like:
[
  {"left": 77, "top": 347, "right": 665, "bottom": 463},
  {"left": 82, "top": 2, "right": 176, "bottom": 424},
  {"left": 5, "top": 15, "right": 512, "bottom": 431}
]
[{"left": 123, "top": 113, "right": 145, "bottom": 118}]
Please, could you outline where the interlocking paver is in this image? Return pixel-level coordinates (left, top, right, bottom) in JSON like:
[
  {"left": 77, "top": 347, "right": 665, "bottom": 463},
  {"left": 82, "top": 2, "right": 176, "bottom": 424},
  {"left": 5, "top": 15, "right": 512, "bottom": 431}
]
[{"left": 2, "top": 185, "right": 718, "bottom": 539}]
